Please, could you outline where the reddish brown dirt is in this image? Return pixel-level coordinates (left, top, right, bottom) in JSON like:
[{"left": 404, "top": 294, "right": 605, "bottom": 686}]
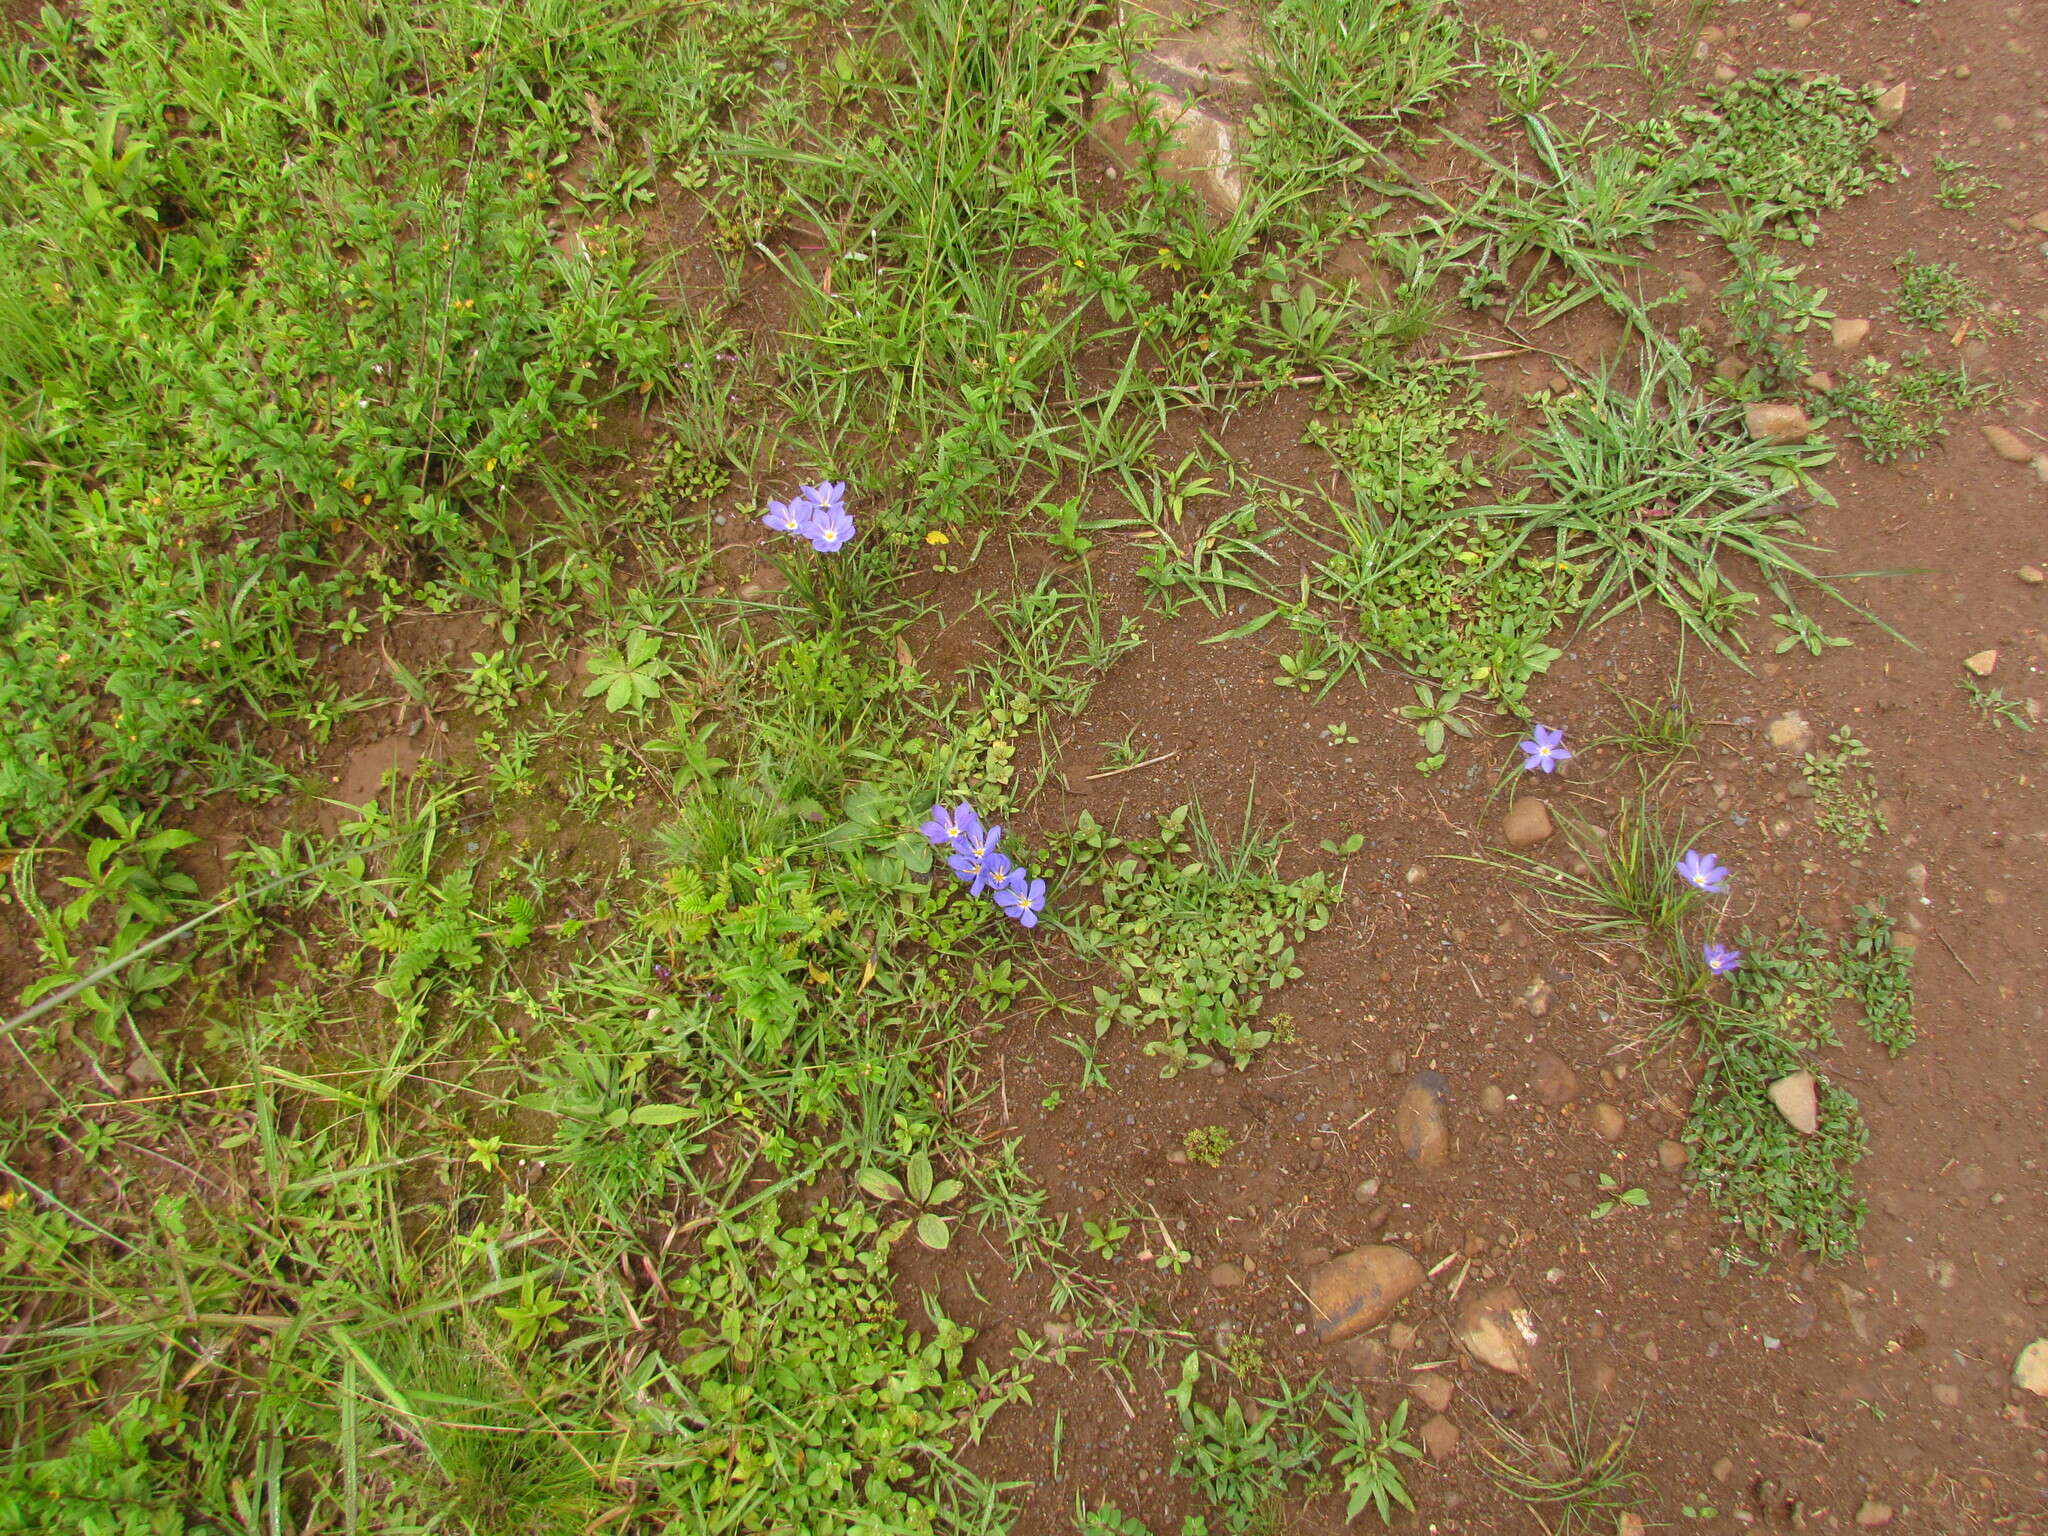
[{"left": 901, "top": 2, "right": 2048, "bottom": 1532}]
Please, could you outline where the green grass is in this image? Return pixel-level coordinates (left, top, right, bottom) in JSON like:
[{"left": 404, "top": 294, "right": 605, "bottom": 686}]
[
  {"left": 0, "top": 0, "right": 1955, "bottom": 1523},
  {"left": 1814, "top": 350, "right": 2004, "bottom": 463},
  {"left": 1473, "top": 352, "right": 1852, "bottom": 663}
]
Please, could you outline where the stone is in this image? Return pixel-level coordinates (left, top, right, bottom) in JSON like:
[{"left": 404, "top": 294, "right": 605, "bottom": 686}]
[
  {"left": 1395, "top": 1071, "right": 1451, "bottom": 1170},
  {"left": 1934, "top": 1383, "right": 1961, "bottom": 1407},
  {"left": 1518, "top": 977, "right": 1553, "bottom": 1018},
  {"left": 1873, "top": 82, "right": 1908, "bottom": 125},
  {"left": 1208, "top": 1261, "right": 1247, "bottom": 1290},
  {"left": 1387, "top": 1321, "right": 1418, "bottom": 1352},
  {"left": 1353, "top": 1177, "right": 1382, "bottom": 1205},
  {"left": 1965, "top": 649, "right": 1999, "bottom": 678},
  {"left": 1457, "top": 1285, "right": 1538, "bottom": 1375},
  {"left": 1618, "top": 1516, "right": 1648, "bottom": 1536},
  {"left": 2030, "top": 211, "right": 2048, "bottom": 235},
  {"left": 1418, "top": 1413, "right": 1460, "bottom": 1461},
  {"left": 1745, "top": 402, "right": 1812, "bottom": 444},
  {"left": 1766, "top": 711, "right": 1812, "bottom": 752},
  {"left": 1786, "top": 10, "right": 1811, "bottom": 29},
  {"left": 1768, "top": 1070, "right": 1820, "bottom": 1135},
  {"left": 2020, "top": 566, "right": 2045, "bottom": 585},
  {"left": 1502, "top": 796, "right": 1554, "bottom": 849},
  {"left": 1332, "top": 1334, "right": 1388, "bottom": 1377},
  {"left": 1855, "top": 1500, "right": 1895, "bottom": 1528},
  {"left": 1713, "top": 1457, "right": 1736, "bottom": 1483},
  {"left": 1590, "top": 1103, "right": 1626, "bottom": 1141},
  {"left": 1829, "top": 317, "right": 1871, "bottom": 351},
  {"left": 1984, "top": 425, "right": 2034, "bottom": 463},
  {"left": 1658, "top": 1139, "right": 1691, "bottom": 1172},
  {"left": 1530, "top": 1051, "right": 1580, "bottom": 1106},
  {"left": 1479, "top": 1084, "right": 1507, "bottom": 1116},
  {"left": 2013, "top": 1339, "right": 2048, "bottom": 1396},
  {"left": 1307, "top": 1245, "right": 1425, "bottom": 1344},
  {"left": 1411, "top": 1373, "right": 1454, "bottom": 1413},
  {"left": 1088, "top": 32, "right": 1258, "bottom": 223},
  {"left": 1404, "top": 863, "right": 1426, "bottom": 885}
]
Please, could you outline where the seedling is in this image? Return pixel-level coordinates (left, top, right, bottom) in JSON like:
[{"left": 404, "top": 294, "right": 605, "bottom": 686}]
[
  {"left": 856, "top": 1150, "right": 966, "bottom": 1251},
  {"left": 1589, "top": 1174, "right": 1650, "bottom": 1219}
]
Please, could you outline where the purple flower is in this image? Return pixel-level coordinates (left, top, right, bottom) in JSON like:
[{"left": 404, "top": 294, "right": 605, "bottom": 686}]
[
  {"left": 800, "top": 480, "right": 847, "bottom": 514},
  {"left": 800, "top": 502, "right": 856, "bottom": 554},
  {"left": 994, "top": 872, "right": 1048, "bottom": 928},
  {"left": 1676, "top": 848, "right": 1730, "bottom": 894},
  {"left": 951, "top": 847, "right": 1012, "bottom": 897},
  {"left": 1517, "top": 723, "right": 1572, "bottom": 773},
  {"left": 1703, "top": 942, "right": 1742, "bottom": 976},
  {"left": 761, "top": 497, "right": 806, "bottom": 534},
  {"left": 919, "top": 800, "right": 980, "bottom": 849}
]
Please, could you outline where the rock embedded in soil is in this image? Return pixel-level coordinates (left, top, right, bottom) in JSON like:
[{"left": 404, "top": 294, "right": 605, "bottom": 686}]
[
  {"left": 1590, "top": 1103, "right": 1626, "bottom": 1141},
  {"left": 1659, "top": 1139, "right": 1691, "bottom": 1171},
  {"left": 1768, "top": 1070, "right": 1820, "bottom": 1135},
  {"left": 1829, "top": 317, "right": 1871, "bottom": 351},
  {"left": 1087, "top": 32, "right": 1257, "bottom": 223},
  {"left": 1411, "top": 1373, "right": 1454, "bottom": 1413},
  {"left": 2019, "top": 566, "right": 2045, "bottom": 585},
  {"left": 1208, "top": 1261, "right": 1247, "bottom": 1290},
  {"left": 1744, "top": 402, "right": 1812, "bottom": 444},
  {"left": 1766, "top": 711, "right": 1813, "bottom": 753},
  {"left": 1983, "top": 425, "right": 2034, "bottom": 464},
  {"left": 1502, "top": 796, "right": 1554, "bottom": 849},
  {"left": 2013, "top": 1339, "right": 2048, "bottom": 1396},
  {"left": 1479, "top": 1084, "right": 1507, "bottom": 1116},
  {"left": 1965, "top": 649, "right": 1999, "bottom": 678},
  {"left": 1873, "top": 82, "right": 1908, "bottom": 125},
  {"left": 1855, "top": 1500, "right": 1895, "bottom": 1528},
  {"left": 1395, "top": 1071, "right": 1451, "bottom": 1170},
  {"left": 1457, "top": 1285, "right": 1538, "bottom": 1375},
  {"left": 1518, "top": 977, "right": 1553, "bottom": 1018},
  {"left": 1530, "top": 1051, "right": 1581, "bottom": 1106},
  {"left": 1418, "top": 1413, "right": 1461, "bottom": 1462},
  {"left": 1306, "top": 1245, "right": 1425, "bottom": 1344}
]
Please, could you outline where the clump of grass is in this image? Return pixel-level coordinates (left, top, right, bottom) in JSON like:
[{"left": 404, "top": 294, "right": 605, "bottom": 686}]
[
  {"left": 1184, "top": 1125, "right": 1239, "bottom": 1167},
  {"left": 1841, "top": 903, "right": 1915, "bottom": 1056},
  {"left": 1473, "top": 352, "right": 1852, "bottom": 663},
  {"left": 1932, "top": 156, "right": 2001, "bottom": 212},
  {"left": 1649, "top": 70, "right": 1894, "bottom": 242},
  {"left": 1303, "top": 361, "right": 1501, "bottom": 519},
  {"left": 1595, "top": 681, "right": 1702, "bottom": 763},
  {"left": 1318, "top": 515, "right": 1584, "bottom": 716},
  {"left": 1800, "top": 728, "right": 1886, "bottom": 852},
  {"left": 1814, "top": 351, "right": 2005, "bottom": 463},
  {"left": 1247, "top": 0, "right": 1470, "bottom": 190},
  {"left": 1478, "top": 1372, "right": 1649, "bottom": 1535},
  {"left": 1685, "top": 1017, "right": 1868, "bottom": 1263},
  {"left": 1061, "top": 804, "right": 1337, "bottom": 1077},
  {"left": 1890, "top": 254, "right": 2011, "bottom": 333},
  {"left": 1958, "top": 676, "right": 2035, "bottom": 732}
]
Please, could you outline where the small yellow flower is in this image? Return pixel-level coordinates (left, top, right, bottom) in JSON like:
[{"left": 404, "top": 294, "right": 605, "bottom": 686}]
[{"left": 925, "top": 530, "right": 951, "bottom": 546}]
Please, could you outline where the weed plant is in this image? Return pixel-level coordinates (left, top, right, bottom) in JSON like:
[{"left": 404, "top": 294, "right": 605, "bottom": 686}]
[
  {"left": 1060, "top": 805, "right": 1336, "bottom": 1076},
  {"left": 1474, "top": 353, "right": 1853, "bottom": 661}
]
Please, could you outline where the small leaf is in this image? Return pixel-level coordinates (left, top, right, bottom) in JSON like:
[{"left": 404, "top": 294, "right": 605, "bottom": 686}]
[
  {"left": 906, "top": 1150, "right": 933, "bottom": 1204},
  {"left": 856, "top": 1167, "right": 906, "bottom": 1203},
  {"left": 628, "top": 1103, "right": 693, "bottom": 1126},
  {"left": 927, "top": 1178, "right": 964, "bottom": 1206},
  {"left": 915, "top": 1213, "right": 951, "bottom": 1250}
]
